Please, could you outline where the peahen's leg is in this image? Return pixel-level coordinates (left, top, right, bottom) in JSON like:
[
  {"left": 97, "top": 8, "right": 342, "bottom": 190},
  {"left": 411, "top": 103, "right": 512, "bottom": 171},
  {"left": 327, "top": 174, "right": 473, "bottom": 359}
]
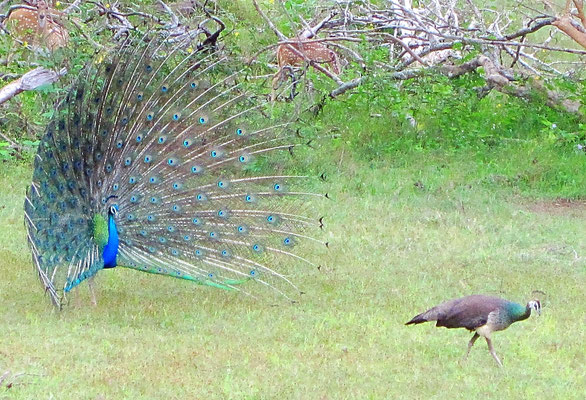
[
  {"left": 465, "top": 332, "right": 479, "bottom": 358},
  {"left": 485, "top": 337, "right": 503, "bottom": 367}
]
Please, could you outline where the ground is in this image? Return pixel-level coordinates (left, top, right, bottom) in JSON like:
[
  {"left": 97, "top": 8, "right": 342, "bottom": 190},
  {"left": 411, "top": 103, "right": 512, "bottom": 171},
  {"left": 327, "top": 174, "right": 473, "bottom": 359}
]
[{"left": 0, "top": 151, "right": 584, "bottom": 399}]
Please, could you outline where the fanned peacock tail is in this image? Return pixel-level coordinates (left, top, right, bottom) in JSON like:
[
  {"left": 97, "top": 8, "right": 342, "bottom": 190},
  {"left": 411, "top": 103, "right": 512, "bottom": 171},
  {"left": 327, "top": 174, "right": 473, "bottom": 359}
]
[{"left": 24, "top": 33, "right": 325, "bottom": 308}]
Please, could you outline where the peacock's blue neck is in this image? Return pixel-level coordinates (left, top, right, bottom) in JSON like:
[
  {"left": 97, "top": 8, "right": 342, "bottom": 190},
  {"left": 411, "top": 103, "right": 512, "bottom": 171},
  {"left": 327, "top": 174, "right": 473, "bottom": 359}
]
[{"left": 103, "top": 213, "right": 119, "bottom": 268}]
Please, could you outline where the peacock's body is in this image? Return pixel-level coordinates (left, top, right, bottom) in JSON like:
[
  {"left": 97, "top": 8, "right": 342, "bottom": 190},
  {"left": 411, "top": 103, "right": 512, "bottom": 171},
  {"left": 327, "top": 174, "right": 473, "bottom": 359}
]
[{"left": 24, "top": 34, "right": 324, "bottom": 308}]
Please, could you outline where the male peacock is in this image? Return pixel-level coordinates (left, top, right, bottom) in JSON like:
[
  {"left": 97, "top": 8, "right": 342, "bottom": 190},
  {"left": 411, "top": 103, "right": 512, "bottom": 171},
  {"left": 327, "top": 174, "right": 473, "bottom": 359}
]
[
  {"left": 405, "top": 295, "right": 541, "bottom": 367},
  {"left": 23, "top": 34, "right": 325, "bottom": 308}
]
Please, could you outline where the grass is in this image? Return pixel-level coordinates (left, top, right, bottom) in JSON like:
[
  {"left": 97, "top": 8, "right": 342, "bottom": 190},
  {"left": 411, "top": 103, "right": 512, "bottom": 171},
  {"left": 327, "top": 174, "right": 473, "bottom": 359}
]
[{"left": 1, "top": 137, "right": 584, "bottom": 399}]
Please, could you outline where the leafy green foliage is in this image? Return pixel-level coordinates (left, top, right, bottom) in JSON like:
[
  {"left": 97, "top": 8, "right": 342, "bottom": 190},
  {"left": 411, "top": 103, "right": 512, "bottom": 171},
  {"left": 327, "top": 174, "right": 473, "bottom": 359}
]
[
  {"left": 0, "top": 141, "right": 10, "bottom": 160},
  {"left": 302, "top": 67, "right": 585, "bottom": 197},
  {"left": 316, "top": 70, "right": 584, "bottom": 153}
]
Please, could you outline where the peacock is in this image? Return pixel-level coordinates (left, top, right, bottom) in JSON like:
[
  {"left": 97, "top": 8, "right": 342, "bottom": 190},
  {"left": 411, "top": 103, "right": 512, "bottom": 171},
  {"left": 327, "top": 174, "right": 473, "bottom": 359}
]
[
  {"left": 23, "top": 33, "right": 326, "bottom": 309},
  {"left": 405, "top": 295, "right": 541, "bottom": 367}
]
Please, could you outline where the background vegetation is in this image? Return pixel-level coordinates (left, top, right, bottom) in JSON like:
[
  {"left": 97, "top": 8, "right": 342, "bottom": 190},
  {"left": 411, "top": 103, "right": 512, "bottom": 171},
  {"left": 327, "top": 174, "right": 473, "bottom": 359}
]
[{"left": 0, "top": 0, "right": 584, "bottom": 398}]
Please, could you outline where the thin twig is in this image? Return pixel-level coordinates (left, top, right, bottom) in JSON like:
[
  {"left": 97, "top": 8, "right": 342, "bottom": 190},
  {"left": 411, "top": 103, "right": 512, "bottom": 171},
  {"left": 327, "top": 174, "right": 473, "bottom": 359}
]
[{"left": 251, "top": 0, "right": 287, "bottom": 41}]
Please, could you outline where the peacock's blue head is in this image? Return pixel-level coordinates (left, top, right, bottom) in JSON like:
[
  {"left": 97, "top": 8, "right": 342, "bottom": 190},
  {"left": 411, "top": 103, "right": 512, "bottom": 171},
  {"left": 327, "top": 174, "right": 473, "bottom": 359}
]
[
  {"left": 108, "top": 203, "right": 119, "bottom": 217},
  {"left": 528, "top": 300, "right": 541, "bottom": 316}
]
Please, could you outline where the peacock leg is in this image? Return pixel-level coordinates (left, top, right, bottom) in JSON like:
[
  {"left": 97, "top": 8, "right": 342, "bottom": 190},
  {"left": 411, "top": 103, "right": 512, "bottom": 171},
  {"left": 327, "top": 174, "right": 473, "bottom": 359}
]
[
  {"left": 465, "top": 332, "right": 479, "bottom": 358},
  {"left": 485, "top": 337, "right": 503, "bottom": 367},
  {"left": 88, "top": 276, "right": 97, "bottom": 306}
]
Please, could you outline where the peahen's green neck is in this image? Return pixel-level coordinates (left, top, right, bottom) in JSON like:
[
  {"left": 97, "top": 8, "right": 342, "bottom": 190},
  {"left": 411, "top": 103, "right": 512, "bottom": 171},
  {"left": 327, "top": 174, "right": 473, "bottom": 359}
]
[{"left": 506, "top": 302, "right": 531, "bottom": 322}]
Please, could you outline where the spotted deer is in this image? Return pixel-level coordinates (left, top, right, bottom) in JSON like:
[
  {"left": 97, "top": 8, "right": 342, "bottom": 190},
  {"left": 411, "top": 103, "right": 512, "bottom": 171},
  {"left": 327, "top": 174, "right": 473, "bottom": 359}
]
[
  {"left": 6, "top": 1, "right": 69, "bottom": 51},
  {"left": 271, "top": 39, "right": 340, "bottom": 102}
]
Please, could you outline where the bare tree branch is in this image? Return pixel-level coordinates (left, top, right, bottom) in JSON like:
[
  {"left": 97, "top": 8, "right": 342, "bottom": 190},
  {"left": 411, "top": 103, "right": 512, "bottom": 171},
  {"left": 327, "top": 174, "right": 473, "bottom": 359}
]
[
  {"left": 330, "top": 77, "right": 365, "bottom": 97},
  {"left": 0, "top": 67, "right": 66, "bottom": 105}
]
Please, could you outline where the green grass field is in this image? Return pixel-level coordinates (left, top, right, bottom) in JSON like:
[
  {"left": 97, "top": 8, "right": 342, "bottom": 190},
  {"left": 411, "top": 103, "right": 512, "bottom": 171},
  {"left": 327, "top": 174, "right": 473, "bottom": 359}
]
[{"left": 1, "top": 138, "right": 584, "bottom": 398}]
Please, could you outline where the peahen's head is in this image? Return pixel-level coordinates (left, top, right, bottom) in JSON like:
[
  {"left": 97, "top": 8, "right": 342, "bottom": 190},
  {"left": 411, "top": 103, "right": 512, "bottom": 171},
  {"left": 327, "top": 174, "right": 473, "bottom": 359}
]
[{"left": 527, "top": 300, "right": 541, "bottom": 316}]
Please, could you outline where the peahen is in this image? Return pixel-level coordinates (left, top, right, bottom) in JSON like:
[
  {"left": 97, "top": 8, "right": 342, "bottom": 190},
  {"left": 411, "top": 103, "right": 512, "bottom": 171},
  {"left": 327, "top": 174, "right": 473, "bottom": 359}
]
[
  {"left": 23, "top": 34, "right": 325, "bottom": 308},
  {"left": 405, "top": 295, "right": 541, "bottom": 367}
]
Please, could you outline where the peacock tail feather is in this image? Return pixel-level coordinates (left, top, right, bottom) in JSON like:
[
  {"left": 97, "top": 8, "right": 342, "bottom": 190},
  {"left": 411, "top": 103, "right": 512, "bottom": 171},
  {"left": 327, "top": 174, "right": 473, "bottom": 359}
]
[{"left": 24, "top": 34, "right": 325, "bottom": 308}]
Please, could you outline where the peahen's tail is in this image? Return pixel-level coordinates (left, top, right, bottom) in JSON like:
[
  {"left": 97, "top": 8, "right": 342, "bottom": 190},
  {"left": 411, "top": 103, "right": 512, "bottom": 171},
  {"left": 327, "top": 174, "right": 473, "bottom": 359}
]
[{"left": 24, "top": 33, "right": 326, "bottom": 308}]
